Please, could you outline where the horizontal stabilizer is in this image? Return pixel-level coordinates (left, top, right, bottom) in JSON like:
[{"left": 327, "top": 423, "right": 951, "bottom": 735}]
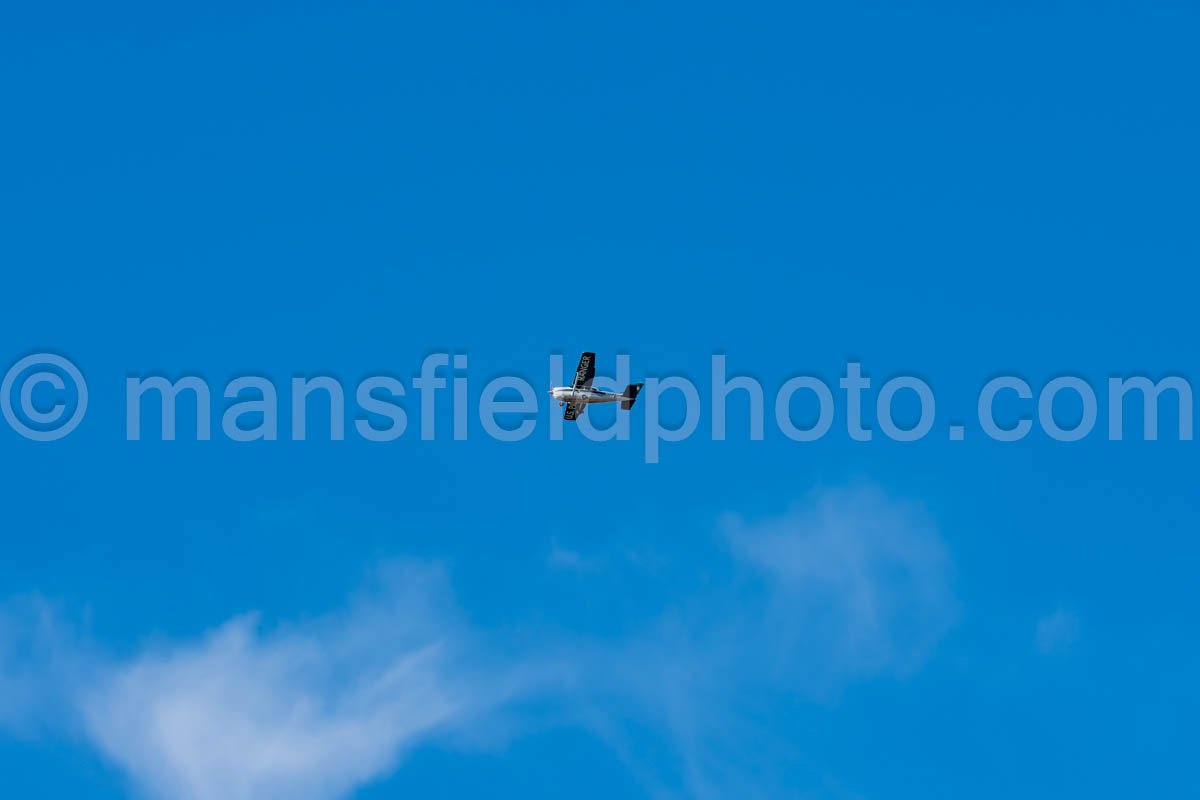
[{"left": 620, "top": 382, "right": 643, "bottom": 410}]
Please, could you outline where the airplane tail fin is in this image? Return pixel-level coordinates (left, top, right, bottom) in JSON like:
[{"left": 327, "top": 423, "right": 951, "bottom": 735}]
[{"left": 620, "top": 382, "right": 643, "bottom": 410}]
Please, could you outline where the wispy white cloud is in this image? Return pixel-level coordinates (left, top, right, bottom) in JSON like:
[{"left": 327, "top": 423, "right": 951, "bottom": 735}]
[
  {"left": 575, "top": 486, "right": 958, "bottom": 797},
  {"left": 0, "top": 486, "right": 958, "bottom": 800},
  {"left": 1035, "top": 608, "right": 1080, "bottom": 655},
  {"left": 546, "top": 539, "right": 602, "bottom": 572},
  {"left": 0, "top": 596, "right": 87, "bottom": 738},
  {"left": 6, "top": 563, "right": 545, "bottom": 800},
  {"left": 721, "top": 485, "right": 958, "bottom": 685}
]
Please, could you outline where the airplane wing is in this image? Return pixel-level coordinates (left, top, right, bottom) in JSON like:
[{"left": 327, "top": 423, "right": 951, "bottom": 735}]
[
  {"left": 563, "top": 402, "right": 586, "bottom": 421},
  {"left": 571, "top": 352, "right": 596, "bottom": 389}
]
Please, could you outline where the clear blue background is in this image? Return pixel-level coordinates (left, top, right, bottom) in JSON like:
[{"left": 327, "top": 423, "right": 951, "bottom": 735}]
[{"left": 2, "top": 2, "right": 1197, "bottom": 797}]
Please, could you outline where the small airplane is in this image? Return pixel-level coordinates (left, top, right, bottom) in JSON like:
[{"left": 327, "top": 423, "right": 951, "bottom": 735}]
[{"left": 550, "top": 351, "right": 643, "bottom": 421}]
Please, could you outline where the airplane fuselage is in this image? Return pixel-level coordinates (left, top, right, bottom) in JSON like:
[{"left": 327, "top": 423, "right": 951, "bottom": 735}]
[{"left": 549, "top": 386, "right": 627, "bottom": 407}]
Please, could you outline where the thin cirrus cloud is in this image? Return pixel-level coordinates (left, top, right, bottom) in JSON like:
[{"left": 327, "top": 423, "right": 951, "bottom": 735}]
[
  {"left": 1034, "top": 608, "right": 1081, "bottom": 655},
  {"left": 574, "top": 486, "right": 959, "bottom": 798},
  {"left": 78, "top": 563, "right": 542, "bottom": 800},
  {"left": 0, "top": 485, "right": 957, "bottom": 800},
  {"left": 722, "top": 486, "right": 959, "bottom": 685}
]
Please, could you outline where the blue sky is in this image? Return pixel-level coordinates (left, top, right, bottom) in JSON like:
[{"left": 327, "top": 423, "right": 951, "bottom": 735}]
[{"left": 2, "top": 2, "right": 1198, "bottom": 798}]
